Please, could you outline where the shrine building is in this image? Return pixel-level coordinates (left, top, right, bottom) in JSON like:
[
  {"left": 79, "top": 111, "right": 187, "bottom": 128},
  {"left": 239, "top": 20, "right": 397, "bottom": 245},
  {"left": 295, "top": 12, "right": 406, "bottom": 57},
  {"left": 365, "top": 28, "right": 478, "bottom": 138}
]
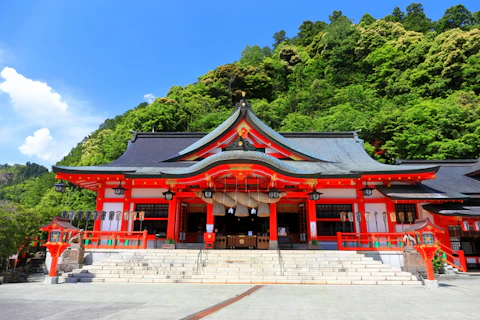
[{"left": 53, "top": 95, "right": 480, "bottom": 259}]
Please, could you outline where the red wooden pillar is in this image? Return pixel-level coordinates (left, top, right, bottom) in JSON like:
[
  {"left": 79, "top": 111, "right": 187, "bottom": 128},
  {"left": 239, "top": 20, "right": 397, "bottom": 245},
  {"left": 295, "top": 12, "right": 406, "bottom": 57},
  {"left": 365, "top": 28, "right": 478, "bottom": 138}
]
[
  {"left": 121, "top": 187, "right": 132, "bottom": 231},
  {"left": 356, "top": 183, "right": 368, "bottom": 233},
  {"left": 206, "top": 203, "right": 214, "bottom": 232},
  {"left": 306, "top": 199, "right": 317, "bottom": 241},
  {"left": 385, "top": 199, "right": 396, "bottom": 233},
  {"left": 269, "top": 203, "right": 278, "bottom": 245},
  {"left": 166, "top": 196, "right": 177, "bottom": 239},
  {"left": 94, "top": 185, "right": 105, "bottom": 231}
]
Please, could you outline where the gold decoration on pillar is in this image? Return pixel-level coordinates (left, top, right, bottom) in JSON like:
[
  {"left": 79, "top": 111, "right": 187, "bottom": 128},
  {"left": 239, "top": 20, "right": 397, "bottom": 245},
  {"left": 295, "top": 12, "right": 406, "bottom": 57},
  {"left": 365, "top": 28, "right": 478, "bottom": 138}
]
[
  {"left": 305, "top": 179, "right": 317, "bottom": 188},
  {"left": 165, "top": 179, "right": 177, "bottom": 187}
]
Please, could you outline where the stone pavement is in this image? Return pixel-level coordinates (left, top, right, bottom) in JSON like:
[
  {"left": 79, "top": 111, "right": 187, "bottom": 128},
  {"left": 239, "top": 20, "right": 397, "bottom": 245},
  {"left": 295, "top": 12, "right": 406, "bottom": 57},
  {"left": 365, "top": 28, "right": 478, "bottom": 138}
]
[{"left": 1, "top": 277, "right": 479, "bottom": 320}]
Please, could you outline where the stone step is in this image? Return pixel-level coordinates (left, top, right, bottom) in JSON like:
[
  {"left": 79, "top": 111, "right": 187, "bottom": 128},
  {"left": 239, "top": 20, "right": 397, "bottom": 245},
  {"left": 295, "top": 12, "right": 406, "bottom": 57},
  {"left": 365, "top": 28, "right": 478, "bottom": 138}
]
[{"left": 71, "top": 249, "right": 418, "bottom": 286}]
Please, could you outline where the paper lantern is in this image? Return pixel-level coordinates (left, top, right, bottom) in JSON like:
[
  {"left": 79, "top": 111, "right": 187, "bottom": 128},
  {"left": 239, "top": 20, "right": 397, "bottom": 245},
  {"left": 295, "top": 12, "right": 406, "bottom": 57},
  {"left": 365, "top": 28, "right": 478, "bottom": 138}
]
[{"left": 474, "top": 221, "right": 480, "bottom": 232}]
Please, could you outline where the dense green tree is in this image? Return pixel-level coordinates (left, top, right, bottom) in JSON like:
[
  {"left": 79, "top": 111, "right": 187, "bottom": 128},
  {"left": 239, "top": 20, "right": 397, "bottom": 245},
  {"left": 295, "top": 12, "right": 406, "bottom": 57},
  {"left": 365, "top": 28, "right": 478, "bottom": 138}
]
[
  {"left": 359, "top": 13, "right": 376, "bottom": 26},
  {"left": 239, "top": 45, "right": 271, "bottom": 66},
  {"left": 403, "top": 3, "right": 432, "bottom": 33},
  {"left": 273, "top": 30, "right": 287, "bottom": 49},
  {"left": 437, "top": 5, "right": 476, "bottom": 32},
  {"left": 384, "top": 6, "right": 405, "bottom": 23}
]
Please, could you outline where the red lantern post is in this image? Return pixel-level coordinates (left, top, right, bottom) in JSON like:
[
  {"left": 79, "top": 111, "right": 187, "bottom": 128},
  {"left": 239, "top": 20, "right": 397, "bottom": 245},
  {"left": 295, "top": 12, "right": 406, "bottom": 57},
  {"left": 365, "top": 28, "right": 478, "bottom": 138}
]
[{"left": 40, "top": 217, "right": 80, "bottom": 284}]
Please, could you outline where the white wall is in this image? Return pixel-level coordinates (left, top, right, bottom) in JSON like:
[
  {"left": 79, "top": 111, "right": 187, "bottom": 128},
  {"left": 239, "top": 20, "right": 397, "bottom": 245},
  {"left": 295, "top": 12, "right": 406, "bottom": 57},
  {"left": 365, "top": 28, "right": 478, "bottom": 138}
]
[
  {"left": 101, "top": 202, "right": 123, "bottom": 231},
  {"left": 131, "top": 188, "right": 167, "bottom": 198},
  {"left": 318, "top": 188, "right": 357, "bottom": 198},
  {"left": 364, "top": 203, "right": 388, "bottom": 232}
]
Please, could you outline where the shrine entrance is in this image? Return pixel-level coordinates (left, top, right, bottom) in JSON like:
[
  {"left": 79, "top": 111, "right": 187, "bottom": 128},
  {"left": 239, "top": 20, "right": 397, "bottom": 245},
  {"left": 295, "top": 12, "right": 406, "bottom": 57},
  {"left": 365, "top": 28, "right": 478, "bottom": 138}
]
[{"left": 177, "top": 200, "right": 308, "bottom": 249}]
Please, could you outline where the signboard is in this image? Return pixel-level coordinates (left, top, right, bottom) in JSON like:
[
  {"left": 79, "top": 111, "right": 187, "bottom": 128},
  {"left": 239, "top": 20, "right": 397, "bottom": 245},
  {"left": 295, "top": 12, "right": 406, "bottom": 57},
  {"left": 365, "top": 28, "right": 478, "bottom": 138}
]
[{"left": 310, "top": 222, "right": 317, "bottom": 238}]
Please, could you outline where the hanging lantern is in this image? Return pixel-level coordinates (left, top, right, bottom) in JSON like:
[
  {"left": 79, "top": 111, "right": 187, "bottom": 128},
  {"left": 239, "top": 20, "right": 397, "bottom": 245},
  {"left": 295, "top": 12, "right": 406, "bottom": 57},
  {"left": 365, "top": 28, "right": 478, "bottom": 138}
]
[
  {"left": 115, "top": 211, "right": 122, "bottom": 221},
  {"left": 235, "top": 204, "right": 249, "bottom": 217},
  {"left": 462, "top": 220, "right": 470, "bottom": 232},
  {"left": 202, "top": 188, "right": 215, "bottom": 199},
  {"left": 398, "top": 212, "right": 405, "bottom": 223},
  {"left": 100, "top": 211, "right": 107, "bottom": 220},
  {"left": 268, "top": 188, "right": 280, "bottom": 199},
  {"left": 356, "top": 212, "right": 362, "bottom": 222},
  {"left": 54, "top": 182, "right": 66, "bottom": 193},
  {"left": 131, "top": 211, "right": 138, "bottom": 221},
  {"left": 112, "top": 181, "right": 127, "bottom": 195},
  {"left": 139, "top": 211, "right": 145, "bottom": 221},
  {"left": 365, "top": 212, "right": 371, "bottom": 222},
  {"left": 61, "top": 210, "right": 68, "bottom": 219},
  {"left": 361, "top": 182, "right": 374, "bottom": 197},
  {"left": 474, "top": 221, "right": 480, "bottom": 232},
  {"left": 308, "top": 191, "right": 322, "bottom": 201},
  {"left": 123, "top": 211, "right": 130, "bottom": 220},
  {"left": 389, "top": 212, "right": 396, "bottom": 222},
  {"left": 407, "top": 212, "right": 414, "bottom": 223},
  {"left": 347, "top": 212, "right": 354, "bottom": 222},
  {"left": 93, "top": 211, "right": 99, "bottom": 221},
  {"left": 257, "top": 202, "right": 270, "bottom": 217},
  {"left": 163, "top": 189, "right": 175, "bottom": 201},
  {"left": 340, "top": 212, "right": 346, "bottom": 222}
]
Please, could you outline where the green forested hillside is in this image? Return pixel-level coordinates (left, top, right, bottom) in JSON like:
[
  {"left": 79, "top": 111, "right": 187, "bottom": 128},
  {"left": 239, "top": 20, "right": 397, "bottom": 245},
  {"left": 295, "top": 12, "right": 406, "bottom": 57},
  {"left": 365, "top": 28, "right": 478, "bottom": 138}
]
[{"left": 1, "top": 3, "right": 480, "bottom": 259}]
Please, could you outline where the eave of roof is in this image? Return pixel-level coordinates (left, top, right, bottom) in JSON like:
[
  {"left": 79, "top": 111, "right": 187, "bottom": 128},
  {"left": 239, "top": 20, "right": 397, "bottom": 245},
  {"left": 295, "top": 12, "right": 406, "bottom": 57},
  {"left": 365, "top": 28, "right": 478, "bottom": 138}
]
[
  {"left": 376, "top": 185, "right": 468, "bottom": 201},
  {"left": 423, "top": 204, "right": 480, "bottom": 217}
]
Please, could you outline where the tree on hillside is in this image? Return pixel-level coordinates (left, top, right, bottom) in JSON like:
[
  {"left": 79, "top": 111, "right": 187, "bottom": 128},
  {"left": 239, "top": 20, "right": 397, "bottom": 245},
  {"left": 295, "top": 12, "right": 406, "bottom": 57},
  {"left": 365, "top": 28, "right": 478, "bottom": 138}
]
[
  {"left": 273, "top": 30, "right": 287, "bottom": 49},
  {"left": 437, "top": 5, "right": 476, "bottom": 32},
  {"left": 384, "top": 6, "right": 405, "bottom": 23},
  {"left": 403, "top": 3, "right": 432, "bottom": 33},
  {"left": 359, "top": 13, "right": 376, "bottom": 26},
  {"left": 239, "top": 45, "right": 271, "bottom": 66}
]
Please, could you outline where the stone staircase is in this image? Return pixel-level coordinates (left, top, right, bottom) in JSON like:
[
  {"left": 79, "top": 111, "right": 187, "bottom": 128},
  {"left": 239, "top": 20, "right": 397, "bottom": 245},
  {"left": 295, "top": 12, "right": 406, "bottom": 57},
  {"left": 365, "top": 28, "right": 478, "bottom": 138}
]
[{"left": 60, "top": 249, "right": 421, "bottom": 285}]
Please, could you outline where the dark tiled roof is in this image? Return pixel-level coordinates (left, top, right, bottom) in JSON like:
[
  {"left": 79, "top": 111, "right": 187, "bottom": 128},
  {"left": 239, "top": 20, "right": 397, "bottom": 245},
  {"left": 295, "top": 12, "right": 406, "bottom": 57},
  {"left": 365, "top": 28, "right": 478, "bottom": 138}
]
[
  {"left": 398, "top": 160, "right": 480, "bottom": 195},
  {"left": 376, "top": 185, "right": 467, "bottom": 201},
  {"left": 423, "top": 203, "right": 480, "bottom": 217},
  {"left": 104, "top": 132, "right": 205, "bottom": 167},
  {"left": 466, "top": 159, "right": 480, "bottom": 176},
  {"left": 423, "top": 166, "right": 480, "bottom": 195}
]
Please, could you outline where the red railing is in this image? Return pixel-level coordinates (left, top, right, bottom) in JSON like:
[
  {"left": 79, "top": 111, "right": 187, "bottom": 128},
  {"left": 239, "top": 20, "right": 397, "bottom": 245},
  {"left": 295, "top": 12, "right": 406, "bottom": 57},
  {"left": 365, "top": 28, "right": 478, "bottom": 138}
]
[
  {"left": 337, "top": 232, "right": 406, "bottom": 251},
  {"left": 81, "top": 230, "right": 148, "bottom": 249},
  {"left": 337, "top": 232, "right": 468, "bottom": 273},
  {"left": 438, "top": 242, "right": 467, "bottom": 273}
]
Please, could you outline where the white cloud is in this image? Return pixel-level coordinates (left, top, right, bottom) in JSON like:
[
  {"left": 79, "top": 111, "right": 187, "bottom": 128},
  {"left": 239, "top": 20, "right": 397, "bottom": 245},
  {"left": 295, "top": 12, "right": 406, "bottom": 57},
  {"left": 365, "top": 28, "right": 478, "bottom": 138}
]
[
  {"left": 19, "top": 128, "right": 54, "bottom": 161},
  {"left": 0, "top": 67, "right": 68, "bottom": 123},
  {"left": 144, "top": 93, "right": 156, "bottom": 104},
  {"left": 0, "top": 67, "right": 104, "bottom": 166}
]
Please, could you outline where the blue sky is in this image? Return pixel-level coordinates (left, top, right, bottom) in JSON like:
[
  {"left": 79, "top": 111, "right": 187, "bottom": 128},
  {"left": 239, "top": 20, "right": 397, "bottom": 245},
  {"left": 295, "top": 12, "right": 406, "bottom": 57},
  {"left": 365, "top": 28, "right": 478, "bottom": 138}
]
[{"left": 0, "top": 1, "right": 478, "bottom": 168}]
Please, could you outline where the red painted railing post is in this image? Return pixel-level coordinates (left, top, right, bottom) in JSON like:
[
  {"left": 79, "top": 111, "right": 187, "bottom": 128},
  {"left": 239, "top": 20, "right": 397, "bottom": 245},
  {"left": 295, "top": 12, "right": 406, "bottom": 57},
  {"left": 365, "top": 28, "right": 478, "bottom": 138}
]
[
  {"left": 337, "top": 232, "right": 343, "bottom": 250},
  {"left": 458, "top": 250, "right": 467, "bottom": 272},
  {"left": 142, "top": 230, "right": 148, "bottom": 249}
]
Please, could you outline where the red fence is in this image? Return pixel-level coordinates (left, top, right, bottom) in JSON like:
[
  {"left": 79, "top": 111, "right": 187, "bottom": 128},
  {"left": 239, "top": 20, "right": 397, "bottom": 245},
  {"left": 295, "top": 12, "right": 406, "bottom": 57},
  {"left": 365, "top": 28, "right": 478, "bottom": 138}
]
[
  {"left": 337, "top": 232, "right": 406, "bottom": 251},
  {"left": 337, "top": 232, "right": 467, "bottom": 272},
  {"left": 438, "top": 242, "right": 467, "bottom": 272},
  {"left": 82, "top": 230, "right": 148, "bottom": 249}
]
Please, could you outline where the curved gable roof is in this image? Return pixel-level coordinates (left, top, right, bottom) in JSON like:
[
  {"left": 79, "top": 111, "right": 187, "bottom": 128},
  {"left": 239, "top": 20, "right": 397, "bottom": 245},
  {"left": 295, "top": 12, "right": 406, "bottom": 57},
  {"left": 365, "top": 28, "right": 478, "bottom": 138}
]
[{"left": 167, "top": 106, "right": 326, "bottom": 162}]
